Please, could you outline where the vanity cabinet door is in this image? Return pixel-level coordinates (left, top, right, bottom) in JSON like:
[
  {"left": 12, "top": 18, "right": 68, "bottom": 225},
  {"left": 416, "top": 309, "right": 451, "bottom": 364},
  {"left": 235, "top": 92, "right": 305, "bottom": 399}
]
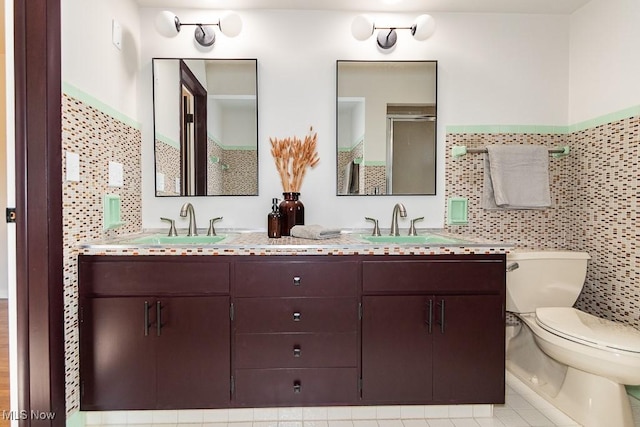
[
  {"left": 361, "top": 295, "right": 433, "bottom": 403},
  {"left": 156, "top": 296, "right": 230, "bottom": 409},
  {"left": 432, "top": 294, "right": 504, "bottom": 403},
  {"left": 80, "top": 297, "right": 156, "bottom": 410}
]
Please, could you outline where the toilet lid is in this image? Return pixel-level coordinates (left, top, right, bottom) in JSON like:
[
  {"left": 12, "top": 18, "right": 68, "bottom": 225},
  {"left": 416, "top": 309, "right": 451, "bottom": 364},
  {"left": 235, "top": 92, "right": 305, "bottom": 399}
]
[{"left": 536, "top": 307, "right": 640, "bottom": 353}]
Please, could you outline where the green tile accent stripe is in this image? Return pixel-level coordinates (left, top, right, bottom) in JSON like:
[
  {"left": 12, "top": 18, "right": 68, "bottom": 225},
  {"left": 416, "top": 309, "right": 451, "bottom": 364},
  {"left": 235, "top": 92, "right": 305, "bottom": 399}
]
[
  {"left": 569, "top": 105, "right": 640, "bottom": 133},
  {"left": 207, "top": 133, "right": 256, "bottom": 151},
  {"left": 365, "top": 160, "right": 386, "bottom": 166},
  {"left": 62, "top": 82, "right": 140, "bottom": 129},
  {"left": 446, "top": 105, "right": 640, "bottom": 135},
  {"left": 66, "top": 410, "right": 85, "bottom": 427},
  {"left": 156, "top": 132, "right": 179, "bottom": 149}
]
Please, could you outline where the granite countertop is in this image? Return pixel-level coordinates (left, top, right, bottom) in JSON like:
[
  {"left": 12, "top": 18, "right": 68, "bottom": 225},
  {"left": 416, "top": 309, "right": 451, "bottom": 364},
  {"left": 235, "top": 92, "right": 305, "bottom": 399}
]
[{"left": 79, "top": 229, "right": 512, "bottom": 256}]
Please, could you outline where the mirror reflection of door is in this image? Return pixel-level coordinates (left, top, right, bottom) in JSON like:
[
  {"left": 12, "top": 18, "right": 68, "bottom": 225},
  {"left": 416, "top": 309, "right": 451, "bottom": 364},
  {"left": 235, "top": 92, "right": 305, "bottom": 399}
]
[
  {"left": 387, "top": 106, "right": 436, "bottom": 195},
  {"left": 181, "top": 85, "right": 195, "bottom": 194},
  {"left": 179, "top": 60, "right": 208, "bottom": 196}
]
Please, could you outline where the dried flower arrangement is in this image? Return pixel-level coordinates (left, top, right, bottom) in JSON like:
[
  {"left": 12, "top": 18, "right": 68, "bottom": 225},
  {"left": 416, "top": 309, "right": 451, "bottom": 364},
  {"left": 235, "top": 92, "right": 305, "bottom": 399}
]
[{"left": 270, "top": 127, "right": 320, "bottom": 192}]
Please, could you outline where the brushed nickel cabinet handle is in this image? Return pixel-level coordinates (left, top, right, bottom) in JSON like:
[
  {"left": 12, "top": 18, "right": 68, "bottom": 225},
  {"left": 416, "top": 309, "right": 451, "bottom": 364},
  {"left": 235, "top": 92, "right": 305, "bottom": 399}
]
[
  {"left": 293, "top": 312, "right": 302, "bottom": 322},
  {"left": 293, "top": 276, "right": 301, "bottom": 286},
  {"left": 293, "top": 381, "right": 302, "bottom": 393},
  {"left": 144, "top": 301, "right": 151, "bottom": 336},
  {"left": 156, "top": 301, "right": 163, "bottom": 337},
  {"left": 426, "top": 299, "right": 433, "bottom": 334},
  {"left": 293, "top": 346, "right": 302, "bottom": 357}
]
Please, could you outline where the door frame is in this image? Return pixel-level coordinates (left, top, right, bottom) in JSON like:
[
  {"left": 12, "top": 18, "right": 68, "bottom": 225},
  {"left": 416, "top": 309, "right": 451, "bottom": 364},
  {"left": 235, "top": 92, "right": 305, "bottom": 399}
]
[{"left": 14, "top": 0, "right": 65, "bottom": 425}]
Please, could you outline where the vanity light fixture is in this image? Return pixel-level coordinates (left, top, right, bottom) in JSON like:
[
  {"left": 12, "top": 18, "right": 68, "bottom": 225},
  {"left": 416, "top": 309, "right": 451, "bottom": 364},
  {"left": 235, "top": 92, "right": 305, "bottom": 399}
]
[
  {"left": 154, "top": 10, "right": 242, "bottom": 47},
  {"left": 351, "top": 14, "right": 435, "bottom": 50}
]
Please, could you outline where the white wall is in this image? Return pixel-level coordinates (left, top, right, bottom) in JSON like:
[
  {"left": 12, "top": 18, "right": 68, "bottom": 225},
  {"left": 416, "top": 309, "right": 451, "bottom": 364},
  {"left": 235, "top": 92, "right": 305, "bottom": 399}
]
[
  {"left": 140, "top": 9, "right": 570, "bottom": 231},
  {"left": 62, "top": 0, "right": 140, "bottom": 121},
  {"left": 568, "top": 0, "right": 640, "bottom": 123}
]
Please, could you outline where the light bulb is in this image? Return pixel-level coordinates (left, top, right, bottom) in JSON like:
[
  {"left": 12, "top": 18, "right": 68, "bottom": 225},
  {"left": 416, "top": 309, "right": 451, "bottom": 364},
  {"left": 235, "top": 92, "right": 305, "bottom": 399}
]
[
  {"left": 155, "top": 10, "right": 180, "bottom": 38},
  {"left": 412, "top": 14, "right": 436, "bottom": 41},
  {"left": 351, "top": 15, "right": 374, "bottom": 41},
  {"left": 219, "top": 11, "right": 242, "bottom": 37}
]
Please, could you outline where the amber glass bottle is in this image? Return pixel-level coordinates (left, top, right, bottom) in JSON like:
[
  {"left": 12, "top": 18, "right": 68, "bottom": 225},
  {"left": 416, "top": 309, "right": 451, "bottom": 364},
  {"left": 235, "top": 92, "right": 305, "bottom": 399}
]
[{"left": 279, "top": 192, "right": 304, "bottom": 236}]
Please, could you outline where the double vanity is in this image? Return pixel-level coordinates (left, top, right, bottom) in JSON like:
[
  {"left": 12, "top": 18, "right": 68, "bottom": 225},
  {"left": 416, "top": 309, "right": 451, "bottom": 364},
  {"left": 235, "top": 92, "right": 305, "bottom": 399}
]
[{"left": 78, "top": 231, "right": 509, "bottom": 411}]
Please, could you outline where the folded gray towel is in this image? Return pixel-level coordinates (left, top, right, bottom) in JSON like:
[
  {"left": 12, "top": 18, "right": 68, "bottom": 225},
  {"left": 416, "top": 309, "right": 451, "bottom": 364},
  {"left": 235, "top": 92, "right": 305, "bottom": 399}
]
[
  {"left": 290, "top": 225, "right": 342, "bottom": 240},
  {"left": 483, "top": 145, "right": 551, "bottom": 210}
]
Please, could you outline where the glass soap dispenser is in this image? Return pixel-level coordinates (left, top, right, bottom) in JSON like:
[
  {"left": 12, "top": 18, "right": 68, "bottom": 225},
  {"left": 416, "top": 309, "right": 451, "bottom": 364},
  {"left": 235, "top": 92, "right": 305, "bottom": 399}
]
[{"left": 267, "top": 198, "right": 282, "bottom": 238}]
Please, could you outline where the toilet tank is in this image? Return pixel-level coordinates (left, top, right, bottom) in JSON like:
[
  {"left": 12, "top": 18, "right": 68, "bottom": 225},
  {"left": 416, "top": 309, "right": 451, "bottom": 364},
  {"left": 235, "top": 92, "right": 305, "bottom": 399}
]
[{"left": 506, "top": 250, "right": 590, "bottom": 314}]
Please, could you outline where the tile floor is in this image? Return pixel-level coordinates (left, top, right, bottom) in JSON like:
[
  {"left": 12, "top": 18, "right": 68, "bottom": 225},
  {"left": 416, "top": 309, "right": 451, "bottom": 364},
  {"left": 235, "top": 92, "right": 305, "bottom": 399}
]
[{"left": 85, "top": 371, "right": 640, "bottom": 427}]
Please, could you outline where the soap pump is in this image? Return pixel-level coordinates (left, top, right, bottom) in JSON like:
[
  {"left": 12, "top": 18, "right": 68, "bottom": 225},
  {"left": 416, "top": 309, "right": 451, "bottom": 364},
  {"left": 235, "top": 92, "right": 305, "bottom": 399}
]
[{"left": 267, "top": 198, "right": 282, "bottom": 238}]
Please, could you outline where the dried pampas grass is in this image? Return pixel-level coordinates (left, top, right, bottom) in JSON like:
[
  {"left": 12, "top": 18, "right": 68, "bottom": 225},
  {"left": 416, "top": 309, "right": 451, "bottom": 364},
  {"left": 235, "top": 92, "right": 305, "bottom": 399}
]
[{"left": 270, "top": 127, "right": 320, "bottom": 192}]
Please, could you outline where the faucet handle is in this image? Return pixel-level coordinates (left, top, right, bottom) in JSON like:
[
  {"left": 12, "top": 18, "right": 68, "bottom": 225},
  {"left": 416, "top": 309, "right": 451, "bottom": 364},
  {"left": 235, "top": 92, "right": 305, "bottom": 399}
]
[
  {"left": 207, "top": 217, "right": 223, "bottom": 236},
  {"left": 365, "top": 217, "right": 381, "bottom": 236},
  {"left": 408, "top": 217, "right": 424, "bottom": 236},
  {"left": 160, "top": 217, "right": 178, "bottom": 237}
]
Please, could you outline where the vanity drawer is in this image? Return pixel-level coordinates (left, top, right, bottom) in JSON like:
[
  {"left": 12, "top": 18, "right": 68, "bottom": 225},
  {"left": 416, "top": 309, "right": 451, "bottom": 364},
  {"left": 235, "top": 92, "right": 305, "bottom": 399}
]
[
  {"left": 235, "top": 332, "right": 358, "bottom": 369},
  {"left": 234, "top": 367, "right": 359, "bottom": 406},
  {"left": 79, "top": 255, "right": 230, "bottom": 296},
  {"left": 362, "top": 256, "right": 505, "bottom": 294},
  {"left": 234, "top": 259, "right": 358, "bottom": 297},
  {"left": 234, "top": 298, "right": 358, "bottom": 333}
]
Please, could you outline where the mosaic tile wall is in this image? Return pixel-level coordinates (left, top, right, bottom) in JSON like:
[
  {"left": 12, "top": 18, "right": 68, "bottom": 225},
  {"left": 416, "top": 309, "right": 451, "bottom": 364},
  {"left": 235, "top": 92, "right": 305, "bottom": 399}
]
[
  {"left": 364, "top": 165, "right": 387, "bottom": 195},
  {"left": 155, "top": 138, "right": 257, "bottom": 196},
  {"left": 568, "top": 116, "right": 639, "bottom": 329},
  {"left": 337, "top": 141, "right": 363, "bottom": 194},
  {"left": 62, "top": 93, "right": 143, "bottom": 414},
  {"left": 207, "top": 137, "right": 224, "bottom": 195},
  {"left": 444, "top": 117, "right": 639, "bottom": 329},
  {"left": 222, "top": 149, "right": 258, "bottom": 195},
  {"left": 154, "top": 140, "right": 179, "bottom": 196}
]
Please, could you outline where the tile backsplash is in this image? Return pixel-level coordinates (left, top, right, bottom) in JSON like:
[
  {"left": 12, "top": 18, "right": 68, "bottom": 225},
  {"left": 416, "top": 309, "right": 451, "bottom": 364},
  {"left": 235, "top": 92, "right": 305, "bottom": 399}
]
[
  {"left": 62, "top": 93, "right": 142, "bottom": 414},
  {"left": 445, "top": 115, "right": 639, "bottom": 329}
]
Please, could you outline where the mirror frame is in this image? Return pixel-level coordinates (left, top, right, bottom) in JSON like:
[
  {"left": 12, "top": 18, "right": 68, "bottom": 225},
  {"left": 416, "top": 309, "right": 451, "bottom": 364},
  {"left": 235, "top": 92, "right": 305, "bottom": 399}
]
[
  {"left": 152, "top": 57, "right": 259, "bottom": 197},
  {"left": 336, "top": 60, "right": 438, "bottom": 196}
]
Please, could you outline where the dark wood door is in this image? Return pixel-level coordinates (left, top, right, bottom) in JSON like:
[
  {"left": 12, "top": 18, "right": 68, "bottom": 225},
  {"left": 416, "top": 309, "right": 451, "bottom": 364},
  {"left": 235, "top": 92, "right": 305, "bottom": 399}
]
[
  {"left": 156, "top": 296, "right": 231, "bottom": 408},
  {"left": 361, "top": 295, "right": 433, "bottom": 403},
  {"left": 80, "top": 297, "right": 156, "bottom": 410},
  {"left": 432, "top": 295, "right": 505, "bottom": 403}
]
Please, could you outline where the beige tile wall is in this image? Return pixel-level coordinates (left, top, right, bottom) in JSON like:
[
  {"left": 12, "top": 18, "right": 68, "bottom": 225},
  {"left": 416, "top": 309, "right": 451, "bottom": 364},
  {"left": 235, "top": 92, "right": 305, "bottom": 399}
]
[
  {"left": 444, "top": 116, "right": 639, "bottom": 329},
  {"left": 62, "top": 94, "right": 142, "bottom": 413}
]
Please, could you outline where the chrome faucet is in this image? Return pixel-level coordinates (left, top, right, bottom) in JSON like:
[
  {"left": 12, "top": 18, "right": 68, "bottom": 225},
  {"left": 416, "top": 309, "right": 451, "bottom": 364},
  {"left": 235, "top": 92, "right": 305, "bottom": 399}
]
[
  {"left": 389, "top": 203, "right": 407, "bottom": 236},
  {"left": 180, "top": 202, "right": 198, "bottom": 236}
]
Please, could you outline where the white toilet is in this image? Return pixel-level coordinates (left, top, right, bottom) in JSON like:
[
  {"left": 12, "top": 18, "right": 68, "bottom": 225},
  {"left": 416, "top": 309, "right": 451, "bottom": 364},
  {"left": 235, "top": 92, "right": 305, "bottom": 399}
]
[{"left": 506, "top": 250, "right": 640, "bottom": 427}]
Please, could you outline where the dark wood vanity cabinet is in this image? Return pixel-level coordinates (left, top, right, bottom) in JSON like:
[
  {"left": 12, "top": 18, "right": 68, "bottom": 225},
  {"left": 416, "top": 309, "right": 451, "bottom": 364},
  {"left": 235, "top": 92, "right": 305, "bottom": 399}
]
[
  {"left": 232, "top": 258, "right": 360, "bottom": 406},
  {"left": 361, "top": 256, "right": 506, "bottom": 405},
  {"left": 78, "top": 253, "right": 505, "bottom": 410},
  {"left": 78, "top": 256, "right": 231, "bottom": 410}
]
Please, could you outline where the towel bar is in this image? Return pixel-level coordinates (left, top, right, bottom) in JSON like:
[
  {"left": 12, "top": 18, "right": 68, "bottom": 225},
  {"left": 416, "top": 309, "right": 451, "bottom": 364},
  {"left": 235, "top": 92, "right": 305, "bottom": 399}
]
[{"left": 451, "top": 145, "right": 570, "bottom": 159}]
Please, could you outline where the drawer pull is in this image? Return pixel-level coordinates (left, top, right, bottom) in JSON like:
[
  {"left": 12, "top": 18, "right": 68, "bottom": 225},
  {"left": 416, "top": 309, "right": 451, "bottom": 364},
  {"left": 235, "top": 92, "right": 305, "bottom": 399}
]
[
  {"left": 293, "top": 346, "right": 302, "bottom": 357},
  {"left": 293, "top": 312, "right": 302, "bottom": 322},
  {"left": 293, "top": 276, "right": 301, "bottom": 286},
  {"left": 293, "top": 381, "right": 302, "bottom": 393}
]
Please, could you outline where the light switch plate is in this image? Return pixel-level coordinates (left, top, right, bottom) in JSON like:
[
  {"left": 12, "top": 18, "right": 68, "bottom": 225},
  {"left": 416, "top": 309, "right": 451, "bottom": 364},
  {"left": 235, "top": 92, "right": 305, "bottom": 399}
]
[
  {"left": 65, "top": 151, "right": 80, "bottom": 182},
  {"left": 156, "top": 172, "right": 165, "bottom": 192},
  {"left": 112, "top": 19, "right": 122, "bottom": 50},
  {"left": 108, "top": 161, "right": 124, "bottom": 187}
]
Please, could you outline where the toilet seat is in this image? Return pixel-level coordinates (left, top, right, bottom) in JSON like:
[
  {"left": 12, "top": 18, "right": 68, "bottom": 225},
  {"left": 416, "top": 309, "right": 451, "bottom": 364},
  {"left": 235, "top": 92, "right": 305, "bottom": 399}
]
[{"left": 535, "top": 307, "right": 640, "bottom": 354}]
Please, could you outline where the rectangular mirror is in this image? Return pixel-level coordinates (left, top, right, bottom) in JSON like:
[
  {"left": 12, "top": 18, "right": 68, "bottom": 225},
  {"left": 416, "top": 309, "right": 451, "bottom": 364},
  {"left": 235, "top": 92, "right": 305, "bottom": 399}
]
[
  {"left": 153, "top": 58, "right": 258, "bottom": 196},
  {"left": 336, "top": 60, "right": 437, "bottom": 196}
]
